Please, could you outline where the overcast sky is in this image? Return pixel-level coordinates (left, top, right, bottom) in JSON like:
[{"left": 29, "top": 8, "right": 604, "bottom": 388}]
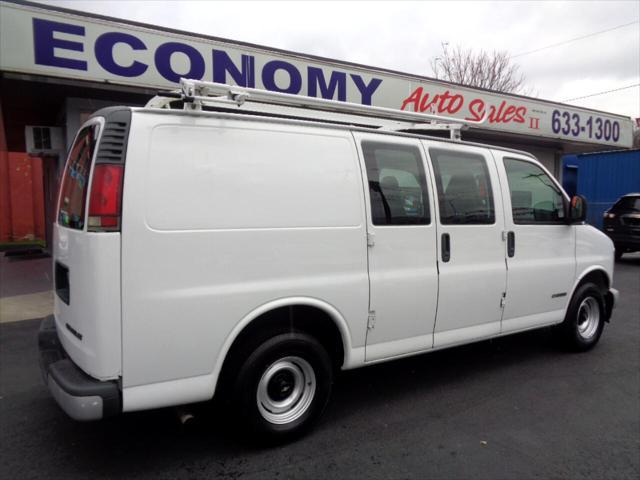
[{"left": 40, "top": 0, "right": 640, "bottom": 119}]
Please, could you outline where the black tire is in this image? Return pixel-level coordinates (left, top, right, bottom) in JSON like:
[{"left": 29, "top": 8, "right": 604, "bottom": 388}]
[
  {"left": 231, "top": 332, "right": 333, "bottom": 443},
  {"left": 614, "top": 248, "right": 623, "bottom": 261},
  {"left": 557, "top": 282, "right": 605, "bottom": 351}
]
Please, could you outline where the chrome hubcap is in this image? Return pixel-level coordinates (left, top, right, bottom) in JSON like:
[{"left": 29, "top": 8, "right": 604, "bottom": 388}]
[
  {"left": 256, "top": 356, "right": 316, "bottom": 425},
  {"left": 577, "top": 297, "right": 600, "bottom": 339}
]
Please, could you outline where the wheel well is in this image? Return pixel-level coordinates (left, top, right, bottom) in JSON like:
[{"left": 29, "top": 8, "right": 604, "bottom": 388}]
[
  {"left": 578, "top": 269, "right": 609, "bottom": 292},
  {"left": 215, "top": 305, "right": 345, "bottom": 397},
  {"left": 576, "top": 269, "right": 613, "bottom": 322}
]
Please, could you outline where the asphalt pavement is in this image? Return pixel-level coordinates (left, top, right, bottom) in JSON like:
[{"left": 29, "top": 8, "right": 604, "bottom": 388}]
[{"left": 1, "top": 256, "right": 638, "bottom": 479}]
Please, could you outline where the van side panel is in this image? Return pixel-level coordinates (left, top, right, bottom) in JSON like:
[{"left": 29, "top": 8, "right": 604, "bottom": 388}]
[
  {"left": 575, "top": 224, "right": 615, "bottom": 284},
  {"left": 120, "top": 113, "right": 369, "bottom": 401}
]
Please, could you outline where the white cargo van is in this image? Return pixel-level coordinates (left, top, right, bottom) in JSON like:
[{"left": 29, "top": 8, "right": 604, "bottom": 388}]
[{"left": 39, "top": 80, "right": 618, "bottom": 442}]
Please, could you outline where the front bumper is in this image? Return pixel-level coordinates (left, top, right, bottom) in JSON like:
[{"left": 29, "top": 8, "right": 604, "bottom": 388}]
[
  {"left": 603, "top": 228, "right": 640, "bottom": 249},
  {"left": 605, "top": 288, "right": 619, "bottom": 321},
  {"left": 38, "top": 315, "right": 120, "bottom": 421}
]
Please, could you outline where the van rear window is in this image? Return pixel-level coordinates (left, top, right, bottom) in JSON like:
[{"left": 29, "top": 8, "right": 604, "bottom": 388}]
[{"left": 58, "top": 124, "right": 99, "bottom": 230}]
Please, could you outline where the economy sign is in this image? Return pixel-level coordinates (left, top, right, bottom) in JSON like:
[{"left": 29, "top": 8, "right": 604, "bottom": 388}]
[{"left": 0, "top": 1, "right": 633, "bottom": 147}]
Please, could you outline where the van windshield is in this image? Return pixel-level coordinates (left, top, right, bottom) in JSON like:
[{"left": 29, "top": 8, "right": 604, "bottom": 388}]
[{"left": 58, "top": 124, "right": 99, "bottom": 230}]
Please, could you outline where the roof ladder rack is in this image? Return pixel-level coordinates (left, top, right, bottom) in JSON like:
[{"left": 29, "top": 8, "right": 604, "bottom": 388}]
[{"left": 147, "top": 78, "right": 487, "bottom": 140}]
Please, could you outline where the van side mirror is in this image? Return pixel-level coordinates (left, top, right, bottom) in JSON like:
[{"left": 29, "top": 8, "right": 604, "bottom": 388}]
[{"left": 568, "top": 195, "right": 587, "bottom": 223}]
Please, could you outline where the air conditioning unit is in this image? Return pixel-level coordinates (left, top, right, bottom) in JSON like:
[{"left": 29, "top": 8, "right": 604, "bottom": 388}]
[{"left": 25, "top": 126, "right": 64, "bottom": 154}]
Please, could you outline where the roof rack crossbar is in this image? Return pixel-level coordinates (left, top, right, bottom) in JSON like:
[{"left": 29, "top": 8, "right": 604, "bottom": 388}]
[
  {"left": 146, "top": 79, "right": 487, "bottom": 140},
  {"left": 182, "top": 79, "right": 486, "bottom": 124}
]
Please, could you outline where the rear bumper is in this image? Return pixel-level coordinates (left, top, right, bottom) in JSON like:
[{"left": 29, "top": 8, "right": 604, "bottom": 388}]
[{"left": 38, "top": 315, "right": 120, "bottom": 421}]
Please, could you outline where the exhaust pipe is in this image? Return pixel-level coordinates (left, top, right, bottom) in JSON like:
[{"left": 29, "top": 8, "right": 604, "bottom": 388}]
[{"left": 175, "top": 407, "right": 195, "bottom": 426}]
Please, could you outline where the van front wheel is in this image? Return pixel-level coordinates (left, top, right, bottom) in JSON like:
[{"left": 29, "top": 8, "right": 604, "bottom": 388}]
[
  {"left": 232, "top": 332, "right": 332, "bottom": 442},
  {"left": 558, "top": 283, "right": 605, "bottom": 351}
]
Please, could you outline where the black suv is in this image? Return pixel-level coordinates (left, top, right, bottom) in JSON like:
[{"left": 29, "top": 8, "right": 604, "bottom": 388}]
[{"left": 603, "top": 193, "right": 640, "bottom": 259}]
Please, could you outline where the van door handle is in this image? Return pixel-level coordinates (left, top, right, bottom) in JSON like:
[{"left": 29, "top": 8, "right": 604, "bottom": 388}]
[
  {"left": 507, "top": 231, "right": 515, "bottom": 257},
  {"left": 441, "top": 233, "right": 451, "bottom": 262}
]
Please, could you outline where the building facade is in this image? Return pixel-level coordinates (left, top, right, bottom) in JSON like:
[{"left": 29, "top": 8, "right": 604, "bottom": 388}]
[
  {"left": 0, "top": 0, "right": 635, "bottom": 249},
  {"left": 562, "top": 149, "right": 640, "bottom": 229}
]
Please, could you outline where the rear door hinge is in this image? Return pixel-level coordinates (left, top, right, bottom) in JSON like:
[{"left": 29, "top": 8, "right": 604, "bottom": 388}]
[
  {"left": 501, "top": 231, "right": 508, "bottom": 241},
  {"left": 367, "top": 311, "right": 376, "bottom": 329},
  {"left": 500, "top": 292, "right": 507, "bottom": 308},
  {"left": 367, "top": 232, "right": 375, "bottom": 247}
]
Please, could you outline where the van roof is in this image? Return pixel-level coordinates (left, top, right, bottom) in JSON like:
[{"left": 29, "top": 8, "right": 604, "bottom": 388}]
[{"left": 90, "top": 104, "right": 539, "bottom": 162}]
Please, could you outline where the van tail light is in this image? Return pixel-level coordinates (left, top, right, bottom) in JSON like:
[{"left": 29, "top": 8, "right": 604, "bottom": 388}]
[{"left": 88, "top": 164, "right": 124, "bottom": 231}]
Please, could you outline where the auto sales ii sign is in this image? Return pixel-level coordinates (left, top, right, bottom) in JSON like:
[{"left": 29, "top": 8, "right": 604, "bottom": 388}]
[{"left": 0, "top": 1, "right": 634, "bottom": 148}]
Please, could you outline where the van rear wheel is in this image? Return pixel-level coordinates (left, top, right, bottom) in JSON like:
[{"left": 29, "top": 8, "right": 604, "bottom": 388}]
[
  {"left": 231, "top": 332, "right": 332, "bottom": 443},
  {"left": 558, "top": 282, "right": 605, "bottom": 351}
]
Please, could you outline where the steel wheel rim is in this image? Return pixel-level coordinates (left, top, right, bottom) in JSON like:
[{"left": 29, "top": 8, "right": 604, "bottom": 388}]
[
  {"left": 577, "top": 297, "right": 600, "bottom": 339},
  {"left": 256, "top": 356, "right": 316, "bottom": 425}
]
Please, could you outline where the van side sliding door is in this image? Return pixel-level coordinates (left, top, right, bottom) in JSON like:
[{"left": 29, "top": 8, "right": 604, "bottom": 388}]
[
  {"left": 353, "top": 132, "right": 438, "bottom": 362},
  {"left": 423, "top": 142, "right": 507, "bottom": 347},
  {"left": 493, "top": 151, "right": 576, "bottom": 332}
]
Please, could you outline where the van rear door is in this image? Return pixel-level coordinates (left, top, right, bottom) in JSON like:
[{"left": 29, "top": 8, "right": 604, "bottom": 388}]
[{"left": 53, "top": 110, "right": 129, "bottom": 381}]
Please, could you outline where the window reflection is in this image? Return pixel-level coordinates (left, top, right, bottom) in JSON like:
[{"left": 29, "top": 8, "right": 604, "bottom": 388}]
[{"left": 362, "top": 141, "right": 430, "bottom": 226}]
